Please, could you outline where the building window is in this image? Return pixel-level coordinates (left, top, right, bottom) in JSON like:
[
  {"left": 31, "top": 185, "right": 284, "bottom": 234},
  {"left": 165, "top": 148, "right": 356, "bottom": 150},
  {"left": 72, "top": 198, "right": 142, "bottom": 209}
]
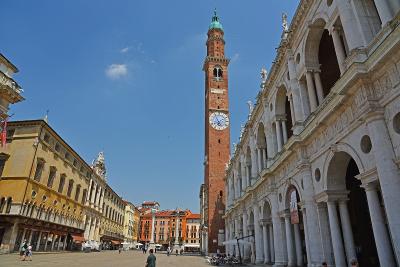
[
  {"left": 33, "top": 159, "right": 45, "bottom": 182},
  {"left": 75, "top": 185, "right": 81, "bottom": 201},
  {"left": 0, "top": 155, "right": 8, "bottom": 177},
  {"left": 58, "top": 174, "right": 66, "bottom": 193},
  {"left": 67, "top": 179, "right": 74, "bottom": 197},
  {"left": 213, "top": 66, "right": 223, "bottom": 80},
  {"left": 81, "top": 189, "right": 87, "bottom": 205},
  {"left": 47, "top": 166, "right": 57, "bottom": 188}
]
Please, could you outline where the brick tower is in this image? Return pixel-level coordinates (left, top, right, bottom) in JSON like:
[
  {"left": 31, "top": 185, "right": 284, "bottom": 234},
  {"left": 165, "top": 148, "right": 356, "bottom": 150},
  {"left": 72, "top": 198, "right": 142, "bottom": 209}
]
[{"left": 202, "top": 10, "right": 230, "bottom": 254}]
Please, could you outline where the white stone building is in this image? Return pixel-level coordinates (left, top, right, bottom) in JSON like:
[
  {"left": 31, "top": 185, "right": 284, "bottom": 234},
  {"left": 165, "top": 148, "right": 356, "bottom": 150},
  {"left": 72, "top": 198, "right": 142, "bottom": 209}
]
[{"left": 224, "top": 1, "right": 400, "bottom": 266}]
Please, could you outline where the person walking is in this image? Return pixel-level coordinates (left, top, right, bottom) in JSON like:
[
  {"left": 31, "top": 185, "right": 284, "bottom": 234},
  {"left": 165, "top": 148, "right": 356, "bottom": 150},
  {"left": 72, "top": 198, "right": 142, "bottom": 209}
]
[
  {"left": 167, "top": 246, "right": 170, "bottom": 256},
  {"left": 145, "top": 249, "right": 156, "bottom": 267},
  {"left": 142, "top": 245, "right": 146, "bottom": 254},
  {"left": 22, "top": 244, "right": 32, "bottom": 261},
  {"left": 19, "top": 240, "right": 27, "bottom": 260}
]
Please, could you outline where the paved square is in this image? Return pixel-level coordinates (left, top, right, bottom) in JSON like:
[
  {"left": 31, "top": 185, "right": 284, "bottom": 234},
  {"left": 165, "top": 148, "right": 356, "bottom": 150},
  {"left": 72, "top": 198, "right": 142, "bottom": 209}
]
[{"left": 0, "top": 250, "right": 216, "bottom": 267}]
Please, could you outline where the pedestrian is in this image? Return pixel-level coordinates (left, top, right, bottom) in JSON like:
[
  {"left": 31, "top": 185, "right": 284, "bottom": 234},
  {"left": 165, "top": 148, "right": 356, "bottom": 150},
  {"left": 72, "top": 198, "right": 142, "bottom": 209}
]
[
  {"left": 350, "top": 259, "right": 359, "bottom": 267},
  {"left": 118, "top": 246, "right": 122, "bottom": 254},
  {"left": 145, "top": 249, "right": 156, "bottom": 267},
  {"left": 321, "top": 262, "right": 328, "bottom": 267},
  {"left": 19, "top": 240, "right": 27, "bottom": 260},
  {"left": 142, "top": 245, "right": 146, "bottom": 254},
  {"left": 23, "top": 244, "right": 32, "bottom": 261},
  {"left": 175, "top": 249, "right": 178, "bottom": 256}
]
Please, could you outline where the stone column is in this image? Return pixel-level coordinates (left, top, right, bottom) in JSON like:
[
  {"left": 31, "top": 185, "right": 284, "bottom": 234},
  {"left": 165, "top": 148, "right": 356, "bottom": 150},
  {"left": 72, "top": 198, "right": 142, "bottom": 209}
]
[
  {"left": 271, "top": 195, "right": 285, "bottom": 266},
  {"left": 293, "top": 224, "right": 303, "bottom": 267},
  {"left": 35, "top": 231, "right": 42, "bottom": 251},
  {"left": 89, "top": 218, "right": 96, "bottom": 240},
  {"left": 262, "top": 221, "right": 270, "bottom": 264},
  {"left": 313, "top": 71, "right": 324, "bottom": 104},
  {"left": 284, "top": 214, "right": 296, "bottom": 267},
  {"left": 261, "top": 149, "right": 267, "bottom": 169},
  {"left": 43, "top": 233, "right": 49, "bottom": 251},
  {"left": 250, "top": 148, "right": 258, "bottom": 182},
  {"left": 99, "top": 190, "right": 105, "bottom": 213},
  {"left": 269, "top": 224, "right": 275, "bottom": 263},
  {"left": 90, "top": 183, "right": 97, "bottom": 207},
  {"left": 375, "top": 0, "right": 394, "bottom": 25},
  {"left": 62, "top": 235, "right": 67, "bottom": 250},
  {"left": 95, "top": 187, "right": 101, "bottom": 209},
  {"left": 326, "top": 201, "right": 346, "bottom": 267},
  {"left": 317, "top": 203, "right": 334, "bottom": 265},
  {"left": 254, "top": 206, "right": 263, "bottom": 264},
  {"left": 305, "top": 71, "right": 318, "bottom": 112},
  {"left": 363, "top": 182, "right": 396, "bottom": 266},
  {"left": 366, "top": 113, "right": 400, "bottom": 263},
  {"left": 275, "top": 120, "right": 283, "bottom": 152},
  {"left": 288, "top": 95, "right": 296, "bottom": 126},
  {"left": 298, "top": 80, "right": 311, "bottom": 118},
  {"left": 301, "top": 208, "right": 311, "bottom": 265},
  {"left": 50, "top": 234, "right": 56, "bottom": 251},
  {"left": 331, "top": 27, "right": 346, "bottom": 74},
  {"left": 336, "top": 0, "right": 364, "bottom": 50},
  {"left": 281, "top": 120, "right": 288, "bottom": 144},
  {"left": 86, "top": 179, "right": 93, "bottom": 205},
  {"left": 240, "top": 159, "right": 247, "bottom": 190},
  {"left": 287, "top": 53, "right": 305, "bottom": 124},
  {"left": 84, "top": 216, "right": 91, "bottom": 240},
  {"left": 257, "top": 149, "right": 263, "bottom": 173},
  {"left": 338, "top": 200, "right": 357, "bottom": 263},
  {"left": 242, "top": 212, "right": 249, "bottom": 261}
]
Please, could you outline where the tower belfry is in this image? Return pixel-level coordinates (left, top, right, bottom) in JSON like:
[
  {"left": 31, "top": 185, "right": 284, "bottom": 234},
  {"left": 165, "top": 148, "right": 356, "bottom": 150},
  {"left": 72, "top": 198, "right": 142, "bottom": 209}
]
[{"left": 201, "top": 9, "right": 230, "bottom": 255}]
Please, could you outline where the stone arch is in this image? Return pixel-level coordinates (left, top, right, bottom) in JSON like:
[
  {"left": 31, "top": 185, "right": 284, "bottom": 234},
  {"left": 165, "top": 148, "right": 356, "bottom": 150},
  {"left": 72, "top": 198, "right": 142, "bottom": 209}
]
[
  {"left": 274, "top": 85, "right": 293, "bottom": 140},
  {"left": 324, "top": 147, "right": 381, "bottom": 265},
  {"left": 304, "top": 18, "right": 327, "bottom": 68},
  {"left": 261, "top": 199, "right": 272, "bottom": 220},
  {"left": 246, "top": 146, "right": 252, "bottom": 179},
  {"left": 284, "top": 183, "right": 302, "bottom": 211},
  {"left": 322, "top": 142, "right": 365, "bottom": 191}
]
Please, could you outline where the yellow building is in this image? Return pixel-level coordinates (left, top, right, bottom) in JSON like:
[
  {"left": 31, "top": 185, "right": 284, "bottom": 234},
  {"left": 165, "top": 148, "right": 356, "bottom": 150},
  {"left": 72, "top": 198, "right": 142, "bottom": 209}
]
[
  {"left": 122, "top": 201, "right": 138, "bottom": 247},
  {"left": 132, "top": 205, "right": 140, "bottom": 242},
  {"left": 0, "top": 120, "right": 90, "bottom": 253},
  {"left": 0, "top": 53, "right": 24, "bottom": 118},
  {"left": 99, "top": 184, "right": 125, "bottom": 249}
]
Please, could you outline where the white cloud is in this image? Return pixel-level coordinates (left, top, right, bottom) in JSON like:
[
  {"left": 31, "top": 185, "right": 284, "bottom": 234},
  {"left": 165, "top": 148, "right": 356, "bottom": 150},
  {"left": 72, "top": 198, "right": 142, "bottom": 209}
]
[
  {"left": 231, "top": 53, "right": 240, "bottom": 63},
  {"left": 120, "top": 47, "right": 130, "bottom": 53},
  {"left": 105, "top": 64, "right": 128, "bottom": 79}
]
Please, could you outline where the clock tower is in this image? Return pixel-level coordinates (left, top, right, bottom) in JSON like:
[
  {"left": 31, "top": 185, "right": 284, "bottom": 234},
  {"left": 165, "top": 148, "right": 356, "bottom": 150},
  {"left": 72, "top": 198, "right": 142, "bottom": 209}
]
[{"left": 202, "top": 10, "right": 230, "bottom": 254}]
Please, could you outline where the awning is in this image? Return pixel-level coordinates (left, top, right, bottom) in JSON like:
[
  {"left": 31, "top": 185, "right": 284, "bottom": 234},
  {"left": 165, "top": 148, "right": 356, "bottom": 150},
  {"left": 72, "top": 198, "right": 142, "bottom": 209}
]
[
  {"left": 111, "top": 240, "right": 121, "bottom": 245},
  {"left": 71, "top": 234, "right": 85, "bottom": 243},
  {"left": 184, "top": 244, "right": 200, "bottom": 248}
]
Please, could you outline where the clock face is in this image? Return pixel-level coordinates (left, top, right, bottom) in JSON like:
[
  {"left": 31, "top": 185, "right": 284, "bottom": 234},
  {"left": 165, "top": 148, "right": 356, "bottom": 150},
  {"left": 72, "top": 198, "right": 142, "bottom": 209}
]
[{"left": 209, "top": 112, "right": 229, "bottom": 130}]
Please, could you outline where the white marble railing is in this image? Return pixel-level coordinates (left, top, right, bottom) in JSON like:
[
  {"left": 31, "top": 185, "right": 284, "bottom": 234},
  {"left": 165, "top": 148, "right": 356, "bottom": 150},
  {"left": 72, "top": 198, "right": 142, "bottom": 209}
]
[{"left": 0, "top": 70, "right": 22, "bottom": 94}]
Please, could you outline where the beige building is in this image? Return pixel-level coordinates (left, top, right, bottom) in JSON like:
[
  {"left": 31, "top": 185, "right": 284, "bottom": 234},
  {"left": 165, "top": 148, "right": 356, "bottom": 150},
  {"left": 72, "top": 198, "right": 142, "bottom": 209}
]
[
  {"left": 100, "top": 184, "right": 124, "bottom": 249},
  {"left": 0, "top": 120, "right": 90, "bottom": 253},
  {"left": 122, "top": 201, "right": 139, "bottom": 247},
  {"left": 225, "top": 1, "right": 400, "bottom": 267},
  {"left": 0, "top": 53, "right": 24, "bottom": 118}
]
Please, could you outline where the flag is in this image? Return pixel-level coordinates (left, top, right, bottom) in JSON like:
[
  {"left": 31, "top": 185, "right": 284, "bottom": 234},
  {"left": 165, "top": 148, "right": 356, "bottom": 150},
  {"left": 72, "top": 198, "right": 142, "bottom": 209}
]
[{"left": 1, "top": 117, "right": 7, "bottom": 147}]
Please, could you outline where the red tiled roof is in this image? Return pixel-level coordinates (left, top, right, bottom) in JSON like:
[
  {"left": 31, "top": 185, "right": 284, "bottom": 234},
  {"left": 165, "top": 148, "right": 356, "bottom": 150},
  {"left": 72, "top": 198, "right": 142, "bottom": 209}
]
[{"left": 186, "top": 213, "right": 200, "bottom": 219}]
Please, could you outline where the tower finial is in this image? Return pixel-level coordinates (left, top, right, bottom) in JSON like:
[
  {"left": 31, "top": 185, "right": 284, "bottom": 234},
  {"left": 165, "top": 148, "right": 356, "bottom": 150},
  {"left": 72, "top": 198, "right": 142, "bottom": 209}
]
[{"left": 44, "top": 109, "right": 49, "bottom": 123}]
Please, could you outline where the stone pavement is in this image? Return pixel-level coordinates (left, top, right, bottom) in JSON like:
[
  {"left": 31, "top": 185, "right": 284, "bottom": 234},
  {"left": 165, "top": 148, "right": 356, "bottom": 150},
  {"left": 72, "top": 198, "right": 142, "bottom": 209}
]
[{"left": 0, "top": 250, "right": 224, "bottom": 267}]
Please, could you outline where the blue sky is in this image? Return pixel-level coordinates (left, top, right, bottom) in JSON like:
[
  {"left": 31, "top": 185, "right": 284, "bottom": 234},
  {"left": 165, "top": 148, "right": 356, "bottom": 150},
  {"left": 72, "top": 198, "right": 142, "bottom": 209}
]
[{"left": 1, "top": 1, "right": 298, "bottom": 212}]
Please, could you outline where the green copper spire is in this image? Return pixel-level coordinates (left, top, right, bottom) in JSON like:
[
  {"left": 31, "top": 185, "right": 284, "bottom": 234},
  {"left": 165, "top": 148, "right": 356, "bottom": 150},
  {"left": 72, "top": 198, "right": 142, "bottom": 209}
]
[{"left": 209, "top": 9, "right": 223, "bottom": 31}]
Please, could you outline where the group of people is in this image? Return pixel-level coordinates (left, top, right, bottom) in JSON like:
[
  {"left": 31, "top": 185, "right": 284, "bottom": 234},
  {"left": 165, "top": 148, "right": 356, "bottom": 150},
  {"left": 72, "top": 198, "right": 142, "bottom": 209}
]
[
  {"left": 322, "top": 259, "right": 358, "bottom": 267},
  {"left": 19, "top": 240, "right": 33, "bottom": 261},
  {"left": 166, "top": 247, "right": 183, "bottom": 256}
]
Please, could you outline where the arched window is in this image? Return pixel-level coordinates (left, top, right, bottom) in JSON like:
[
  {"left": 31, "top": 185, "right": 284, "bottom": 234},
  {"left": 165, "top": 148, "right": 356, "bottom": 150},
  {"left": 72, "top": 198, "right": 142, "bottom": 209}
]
[
  {"left": 0, "top": 197, "right": 5, "bottom": 213},
  {"left": 213, "top": 66, "right": 223, "bottom": 80}
]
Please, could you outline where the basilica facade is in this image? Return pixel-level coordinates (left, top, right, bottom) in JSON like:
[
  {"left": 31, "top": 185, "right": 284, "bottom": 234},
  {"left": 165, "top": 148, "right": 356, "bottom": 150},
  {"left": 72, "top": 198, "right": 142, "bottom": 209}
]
[{"left": 224, "top": 1, "right": 400, "bottom": 266}]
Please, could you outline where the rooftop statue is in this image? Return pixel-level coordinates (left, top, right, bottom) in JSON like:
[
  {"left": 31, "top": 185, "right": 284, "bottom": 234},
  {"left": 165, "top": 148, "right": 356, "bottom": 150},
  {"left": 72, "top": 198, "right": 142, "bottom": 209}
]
[
  {"left": 260, "top": 67, "right": 268, "bottom": 88},
  {"left": 247, "top": 100, "right": 254, "bottom": 116},
  {"left": 93, "top": 151, "right": 107, "bottom": 180},
  {"left": 282, "top": 12, "right": 289, "bottom": 39}
]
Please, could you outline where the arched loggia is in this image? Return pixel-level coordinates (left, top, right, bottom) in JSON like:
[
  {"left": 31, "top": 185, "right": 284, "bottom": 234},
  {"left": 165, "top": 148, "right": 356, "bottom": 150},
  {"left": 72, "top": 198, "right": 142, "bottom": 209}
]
[
  {"left": 326, "top": 151, "right": 383, "bottom": 266},
  {"left": 284, "top": 185, "right": 307, "bottom": 267},
  {"left": 256, "top": 123, "right": 268, "bottom": 170}
]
